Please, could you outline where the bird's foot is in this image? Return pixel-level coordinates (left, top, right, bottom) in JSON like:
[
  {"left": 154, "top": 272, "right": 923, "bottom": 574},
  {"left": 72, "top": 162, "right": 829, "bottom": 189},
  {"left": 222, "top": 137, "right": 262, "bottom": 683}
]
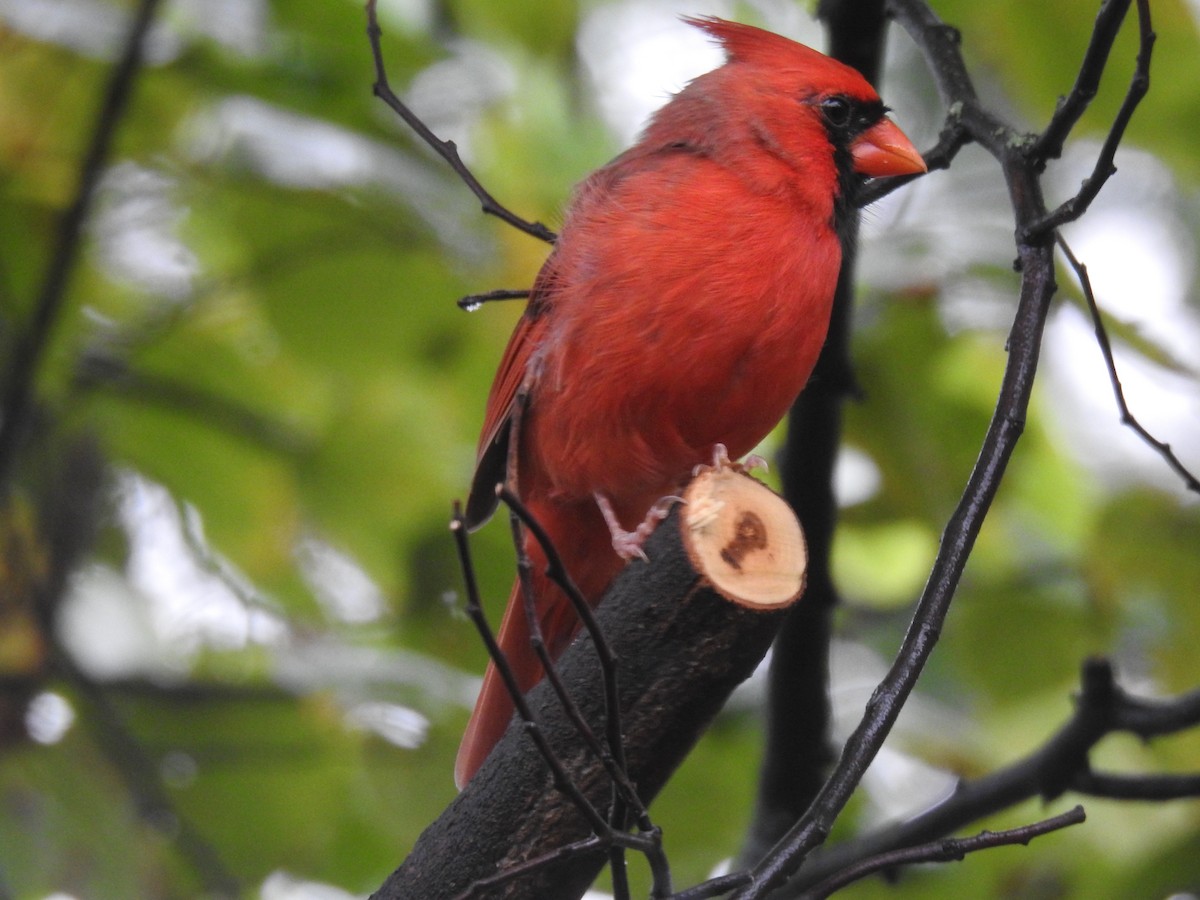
[
  {"left": 594, "top": 492, "right": 682, "bottom": 561},
  {"left": 693, "top": 442, "right": 769, "bottom": 477}
]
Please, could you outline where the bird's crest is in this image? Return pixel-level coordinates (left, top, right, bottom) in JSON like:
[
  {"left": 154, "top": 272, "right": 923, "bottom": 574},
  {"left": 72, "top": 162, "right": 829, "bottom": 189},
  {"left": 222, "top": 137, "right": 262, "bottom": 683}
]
[{"left": 684, "top": 16, "right": 834, "bottom": 73}]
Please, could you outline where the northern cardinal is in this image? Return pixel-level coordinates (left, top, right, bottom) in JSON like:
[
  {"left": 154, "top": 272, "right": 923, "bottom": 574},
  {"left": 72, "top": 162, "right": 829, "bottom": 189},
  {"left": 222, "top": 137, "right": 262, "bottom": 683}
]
[{"left": 455, "top": 17, "right": 925, "bottom": 788}]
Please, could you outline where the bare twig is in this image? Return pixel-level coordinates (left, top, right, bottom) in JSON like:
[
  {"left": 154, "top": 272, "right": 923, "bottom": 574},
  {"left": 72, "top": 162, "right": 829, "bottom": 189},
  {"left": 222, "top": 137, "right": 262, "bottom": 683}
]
[
  {"left": 503, "top": 497, "right": 631, "bottom": 899},
  {"left": 364, "top": 0, "right": 556, "bottom": 244},
  {"left": 0, "top": 0, "right": 165, "bottom": 491},
  {"left": 498, "top": 486, "right": 670, "bottom": 895},
  {"left": 781, "top": 659, "right": 1200, "bottom": 893},
  {"left": 449, "top": 505, "right": 615, "bottom": 840},
  {"left": 669, "top": 871, "right": 754, "bottom": 900},
  {"left": 458, "top": 288, "right": 531, "bottom": 311},
  {"left": 1031, "top": 0, "right": 1136, "bottom": 161},
  {"left": 1056, "top": 233, "right": 1200, "bottom": 493},
  {"left": 802, "top": 806, "right": 1086, "bottom": 899},
  {"left": 450, "top": 501, "right": 668, "bottom": 900},
  {"left": 1023, "top": 0, "right": 1154, "bottom": 240},
  {"left": 449, "top": 835, "right": 607, "bottom": 900}
]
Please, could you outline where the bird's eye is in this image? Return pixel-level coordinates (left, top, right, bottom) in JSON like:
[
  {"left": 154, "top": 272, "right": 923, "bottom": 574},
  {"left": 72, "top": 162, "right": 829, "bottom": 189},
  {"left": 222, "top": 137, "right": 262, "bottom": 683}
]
[{"left": 820, "top": 96, "right": 852, "bottom": 128}]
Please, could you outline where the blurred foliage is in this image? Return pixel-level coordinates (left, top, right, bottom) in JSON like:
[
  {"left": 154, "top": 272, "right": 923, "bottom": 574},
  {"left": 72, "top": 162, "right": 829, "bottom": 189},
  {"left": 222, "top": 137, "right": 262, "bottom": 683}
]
[{"left": 0, "top": 0, "right": 1198, "bottom": 897}]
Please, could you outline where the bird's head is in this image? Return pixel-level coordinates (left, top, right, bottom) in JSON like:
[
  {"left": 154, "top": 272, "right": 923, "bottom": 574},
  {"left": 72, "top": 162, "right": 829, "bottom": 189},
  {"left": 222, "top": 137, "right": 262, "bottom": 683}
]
[{"left": 646, "top": 17, "right": 925, "bottom": 216}]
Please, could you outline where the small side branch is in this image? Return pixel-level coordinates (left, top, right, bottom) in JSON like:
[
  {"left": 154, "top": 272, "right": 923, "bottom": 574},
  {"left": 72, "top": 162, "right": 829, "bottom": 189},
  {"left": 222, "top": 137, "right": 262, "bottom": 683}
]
[
  {"left": 1056, "top": 234, "right": 1200, "bottom": 493},
  {"left": 1023, "top": 0, "right": 1154, "bottom": 240},
  {"left": 782, "top": 660, "right": 1200, "bottom": 894},
  {"left": 458, "top": 289, "right": 531, "bottom": 311},
  {"left": 449, "top": 505, "right": 616, "bottom": 842},
  {"left": 803, "top": 807, "right": 1086, "bottom": 899},
  {"left": 364, "top": 0, "right": 556, "bottom": 245},
  {"left": 1031, "top": 0, "right": 1135, "bottom": 161}
]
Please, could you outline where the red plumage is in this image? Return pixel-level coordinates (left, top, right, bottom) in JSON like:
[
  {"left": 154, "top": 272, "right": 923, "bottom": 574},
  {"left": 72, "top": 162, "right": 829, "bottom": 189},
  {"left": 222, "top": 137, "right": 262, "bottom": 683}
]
[{"left": 455, "top": 17, "right": 925, "bottom": 788}]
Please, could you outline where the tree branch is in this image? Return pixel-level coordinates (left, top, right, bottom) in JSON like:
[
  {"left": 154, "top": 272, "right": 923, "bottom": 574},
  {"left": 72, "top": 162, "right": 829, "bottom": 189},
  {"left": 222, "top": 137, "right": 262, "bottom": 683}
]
[
  {"left": 379, "top": 483, "right": 798, "bottom": 899},
  {"left": 1055, "top": 233, "right": 1199, "bottom": 493},
  {"left": 741, "top": 0, "right": 890, "bottom": 867},
  {"left": 1030, "top": 0, "right": 1136, "bottom": 162},
  {"left": 802, "top": 806, "right": 1086, "bottom": 899},
  {"left": 731, "top": 0, "right": 1156, "bottom": 892},
  {"left": 0, "top": 0, "right": 165, "bottom": 492},
  {"left": 364, "top": 0, "right": 556, "bottom": 245},
  {"left": 1023, "top": 0, "right": 1154, "bottom": 240},
  {"left": 780, "top": 659, "right": 1200, "bottom": 893}
]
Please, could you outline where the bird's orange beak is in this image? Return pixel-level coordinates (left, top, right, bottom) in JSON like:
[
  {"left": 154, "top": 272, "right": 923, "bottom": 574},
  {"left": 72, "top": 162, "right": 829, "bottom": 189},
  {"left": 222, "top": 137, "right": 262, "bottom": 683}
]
[{"left": 851, "top": 117, "right": 927, "bottom": 178}]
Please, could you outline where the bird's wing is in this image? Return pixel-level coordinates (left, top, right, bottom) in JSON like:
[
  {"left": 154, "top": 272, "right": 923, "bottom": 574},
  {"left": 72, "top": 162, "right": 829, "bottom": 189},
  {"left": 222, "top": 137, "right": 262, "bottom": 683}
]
[{"left": 464, "top": 270, "right": 555, "bottom": 530}]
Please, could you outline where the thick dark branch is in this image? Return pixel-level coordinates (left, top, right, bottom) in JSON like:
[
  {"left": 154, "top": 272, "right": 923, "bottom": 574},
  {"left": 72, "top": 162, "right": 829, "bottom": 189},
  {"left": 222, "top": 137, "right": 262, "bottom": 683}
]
[
  {"left": 364, "top": 0, "right": 556, "bottom": 244},
  {"left": 742, "top": 0, "right": 888, "bottom": 867},
  {"left": 1070, "top": 771, "right": 1200, "bottom": 800},
  {"left": 1112, "top": 685, "right": 1200, "bottom": 735},
  {"left": 379, "top": 505, "right": 791, "bottom": 899},
  {"left": 1055, "top": 234, "right": 1199, "bottom": 493},
  {"left": 0, "top": 0, "right": 164, "bottom": 492},
  {"left": 803, "top": 806, "right": 1086, "bottom": 899}
]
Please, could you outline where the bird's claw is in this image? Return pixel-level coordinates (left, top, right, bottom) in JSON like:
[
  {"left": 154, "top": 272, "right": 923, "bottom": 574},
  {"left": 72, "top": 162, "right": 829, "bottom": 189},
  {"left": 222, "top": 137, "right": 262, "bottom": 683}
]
[
  {"left": 595, "top": 493, "right": 683, "bottom": 561},
  {"left": 693, "top": 443, "right": 769, "bottom": 476}
]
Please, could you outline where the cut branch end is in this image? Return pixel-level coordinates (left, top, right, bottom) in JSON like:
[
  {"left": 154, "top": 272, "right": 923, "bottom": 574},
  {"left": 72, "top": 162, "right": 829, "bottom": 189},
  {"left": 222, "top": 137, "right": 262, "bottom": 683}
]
[{"left": 682, "top": 469, "right": 807, "bottom": 611}]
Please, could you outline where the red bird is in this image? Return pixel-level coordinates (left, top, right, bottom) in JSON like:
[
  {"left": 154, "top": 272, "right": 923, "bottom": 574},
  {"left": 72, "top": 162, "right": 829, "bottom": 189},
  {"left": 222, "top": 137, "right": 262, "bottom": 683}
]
[{"left": 456, "top": 17, "right": 925, "bottom": 788}]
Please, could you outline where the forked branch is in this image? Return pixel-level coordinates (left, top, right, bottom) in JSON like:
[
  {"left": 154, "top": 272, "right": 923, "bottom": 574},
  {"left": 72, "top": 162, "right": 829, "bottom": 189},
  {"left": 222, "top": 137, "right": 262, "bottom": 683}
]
[{"left": 364, "top": 0, "right": 556, "bottom": 244}]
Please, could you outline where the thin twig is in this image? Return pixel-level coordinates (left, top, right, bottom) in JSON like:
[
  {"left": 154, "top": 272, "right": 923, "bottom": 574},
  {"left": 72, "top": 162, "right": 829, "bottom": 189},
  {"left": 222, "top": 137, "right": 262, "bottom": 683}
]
[
  {"left": 496, "top": 386, "right": 655, "bottom": 841},
  {"left": 1056, "top": 233, "right": 1199, "bottom": 493},
  {"left": 802, "top": 807, "right": 1086, "bottom": 899},
  {"left": 782, "top": 659, "right": 1200, "bottom": 892},
  {"left": 1030, "top": 0, "right": 1135, "bottom": 162},
  {"left": 449, "top": 505, "right": 612, "bottom": 838},
  {"left": 450, "top": 501, "right": 678, "bottom": 897},
  {"left": 669, "top": 871, "right": 754, "bottom": 900},
  {"left": 364, "top": 0, "right": 556, "bottom": 244},
  {"left": 0, "top": 0, "right": 165, "bottom": 491},
  {"left": 449, "top": 835, "right": 606, "bottom": 900},
  {"left": 458, "top": 288, "right": 531, "bottom": 310},
  {"left": 856, "top": 112, "right": 968, "bottom": 206},
  {"left": 1023, "top": 0, "right": 1154, "bottom": 240},
  {"left": 502, "top": 496, "right": 635, "bottom": 898},
  {"left": 498, "top": 487, "right": 671, "bottom": 894}
]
